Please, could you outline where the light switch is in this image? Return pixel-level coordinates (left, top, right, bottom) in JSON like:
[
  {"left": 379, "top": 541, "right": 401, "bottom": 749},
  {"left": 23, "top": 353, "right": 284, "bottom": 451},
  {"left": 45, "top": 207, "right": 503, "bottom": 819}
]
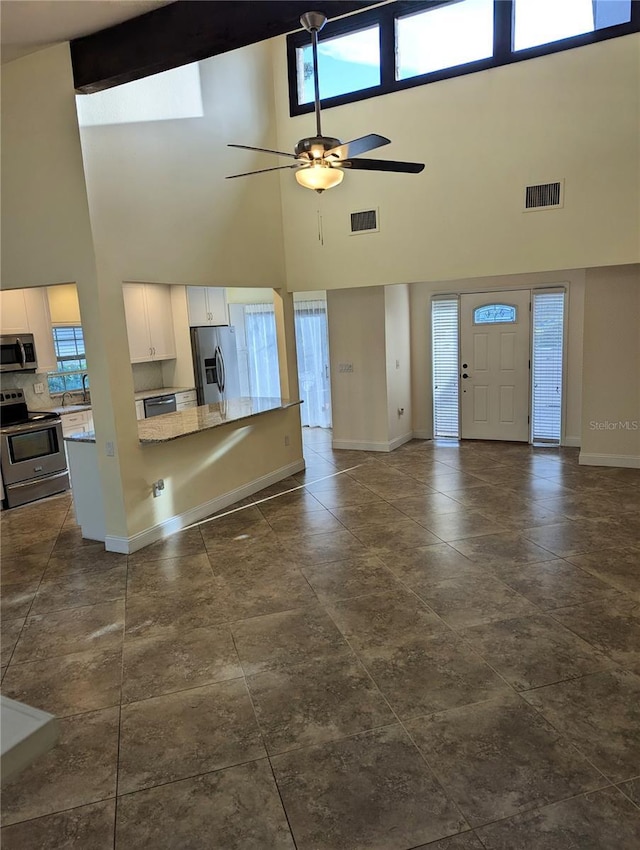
[{"left": 33, "top": 382, "right": 45, "bottom": 394}]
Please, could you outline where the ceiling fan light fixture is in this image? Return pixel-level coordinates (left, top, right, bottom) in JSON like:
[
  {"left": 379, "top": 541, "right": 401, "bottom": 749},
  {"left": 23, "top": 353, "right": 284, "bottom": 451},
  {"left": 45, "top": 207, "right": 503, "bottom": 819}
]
[{"left": 295, "top": 162, "right": 344, "bottom": 193}]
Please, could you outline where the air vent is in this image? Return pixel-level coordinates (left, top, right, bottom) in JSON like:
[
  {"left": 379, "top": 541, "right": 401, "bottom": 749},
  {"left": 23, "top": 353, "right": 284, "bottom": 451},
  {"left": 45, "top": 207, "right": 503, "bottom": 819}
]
[
  {"left": 524, "top": 180, "right": 564, "bottom": 211},
  {"left": 350, "top": 208, "right": 379, "bottom": 234}
]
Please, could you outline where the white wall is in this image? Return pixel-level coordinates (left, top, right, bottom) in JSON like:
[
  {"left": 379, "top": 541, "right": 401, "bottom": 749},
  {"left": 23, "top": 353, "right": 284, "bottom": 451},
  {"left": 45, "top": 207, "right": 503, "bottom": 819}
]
[
  {"left": 410, "top": 269, "right": 586, "bottom": 443},
  {"left": 1, "top": 44, "right": 96, "bottom": 289},
  {"left": 274, "top": 34, "right": 640, "bottom": 291},
  {"left": 580, "top": 264, "right": 640, "bottom": 467},
  {"left": 327, "top": 286, "right": 389, "bottom": 449},
  {"left": 78, "top": 44, "right": 286, "bottom": 288},
  {"left": 384, "top": 284, "right": 413, "bottom": 444}
]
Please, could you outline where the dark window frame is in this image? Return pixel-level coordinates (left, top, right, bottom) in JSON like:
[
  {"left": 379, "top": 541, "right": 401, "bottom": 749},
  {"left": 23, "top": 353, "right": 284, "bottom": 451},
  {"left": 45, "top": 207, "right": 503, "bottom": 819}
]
[{"left": 286, "top": 0, "right": 640, "bottom": 117}]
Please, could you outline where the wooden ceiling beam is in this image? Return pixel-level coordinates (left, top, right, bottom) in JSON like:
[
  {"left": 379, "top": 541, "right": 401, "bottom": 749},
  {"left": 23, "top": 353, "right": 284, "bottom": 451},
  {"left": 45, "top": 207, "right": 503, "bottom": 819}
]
[{"left": 71, "top": 0, "right": 381, "bottom": 93}]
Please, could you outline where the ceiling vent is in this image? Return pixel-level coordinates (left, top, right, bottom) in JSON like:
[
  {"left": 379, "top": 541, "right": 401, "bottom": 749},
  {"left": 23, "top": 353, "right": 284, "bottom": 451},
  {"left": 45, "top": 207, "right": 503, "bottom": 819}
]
[
  {"left": 350, "top": 208, "right": 379, "bottom": 234},
  {"left": 524, "top": 180, "right": 564, "bottom": 211}
]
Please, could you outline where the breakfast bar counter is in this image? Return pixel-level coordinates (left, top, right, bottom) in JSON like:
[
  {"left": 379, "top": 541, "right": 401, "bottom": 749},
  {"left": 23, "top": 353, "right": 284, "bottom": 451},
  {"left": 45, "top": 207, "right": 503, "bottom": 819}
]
[
  {"left": 63, "top": 395, "right": 305, "bottom": 552},
  {"left": 64, "top": 397, "right": 302, "bottom": 445}
]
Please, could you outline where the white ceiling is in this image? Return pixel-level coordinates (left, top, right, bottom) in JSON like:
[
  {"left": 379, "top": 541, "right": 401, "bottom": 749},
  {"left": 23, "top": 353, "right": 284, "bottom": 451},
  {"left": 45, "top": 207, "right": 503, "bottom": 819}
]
[{"left": 0, "top": 0, "right": 175, "bottom": 64}]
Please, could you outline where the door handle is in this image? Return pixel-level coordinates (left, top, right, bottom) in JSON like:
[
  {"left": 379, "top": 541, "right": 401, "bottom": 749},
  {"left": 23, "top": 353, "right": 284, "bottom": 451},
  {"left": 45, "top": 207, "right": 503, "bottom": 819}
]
[
  {"left": 218, "top": 348, "right": 226, "bottom": 391},
  {"left": 16, "top": 338, "right": 26, "bottom": 368},
  {"left": 462, "top": 373, "right": 470, "bottom": 379}
]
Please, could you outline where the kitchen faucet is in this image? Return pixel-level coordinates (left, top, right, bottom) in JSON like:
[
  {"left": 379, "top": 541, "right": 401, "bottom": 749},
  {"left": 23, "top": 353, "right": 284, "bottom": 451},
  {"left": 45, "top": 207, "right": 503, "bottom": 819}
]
[{"left": 82, "top": 373, "right": 90, "bottom": 403}]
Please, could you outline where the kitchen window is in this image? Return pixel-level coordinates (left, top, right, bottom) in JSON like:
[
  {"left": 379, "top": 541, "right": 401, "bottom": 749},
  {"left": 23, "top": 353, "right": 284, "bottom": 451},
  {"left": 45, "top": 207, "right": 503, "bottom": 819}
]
[
  {"left": 47, "top": 326, "right": 88, "bottom": 394},
  {"left": 287, "top": 0, "right": 638, "bottom": 116}
]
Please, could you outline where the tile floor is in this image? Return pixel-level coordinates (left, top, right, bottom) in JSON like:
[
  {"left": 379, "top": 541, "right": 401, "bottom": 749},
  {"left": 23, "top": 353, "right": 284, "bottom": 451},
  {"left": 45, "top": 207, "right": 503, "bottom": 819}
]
[{"left": 1, "top": 430, "right": 639, "bottom": 849}]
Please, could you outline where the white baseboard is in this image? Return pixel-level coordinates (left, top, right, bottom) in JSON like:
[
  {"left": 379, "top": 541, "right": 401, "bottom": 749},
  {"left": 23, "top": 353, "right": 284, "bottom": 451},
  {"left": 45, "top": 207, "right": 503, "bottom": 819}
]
[
  {"left": 563, "top": 436, "right": 581, "bottom": 448},
  {"left": 412, "top": 430, "right": 432, "bottom": 440},
  {"left": 578, "top": 452, "right": 640, "bottom": 469},
  {"left": 105, "top": 459, "right": 306, "bottom": 554},
  {"left": 332, "top": 432, "right": 414, "bottom": 453}
]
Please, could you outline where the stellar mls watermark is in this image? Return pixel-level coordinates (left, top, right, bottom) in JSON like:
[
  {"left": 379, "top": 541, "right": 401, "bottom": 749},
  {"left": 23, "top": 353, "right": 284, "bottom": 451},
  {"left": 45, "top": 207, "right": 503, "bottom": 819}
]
[{"left": 589, "top": 420, "right": 639, "bottom": 430}]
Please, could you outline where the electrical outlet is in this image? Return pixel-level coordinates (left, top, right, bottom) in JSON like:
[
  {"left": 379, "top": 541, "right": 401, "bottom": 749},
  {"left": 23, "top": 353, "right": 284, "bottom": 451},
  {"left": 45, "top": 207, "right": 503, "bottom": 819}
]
[
  {"left": 33, "top": 382, "right": 45, "bottom": 394},
  {"left": 284, "top": 435, "right": 290, "bottom": 446},
  {"left": 105, "top": 441, "right": 115, "bottom": 457},
  {"left": 338, "top": 362, "right": 354, "bottom": 373},
  {"left": 152, "top": 479, "right": 165, "bottom": 498},
  {"left": 395, "top": 359, "right": 400, "bottom": 369}
]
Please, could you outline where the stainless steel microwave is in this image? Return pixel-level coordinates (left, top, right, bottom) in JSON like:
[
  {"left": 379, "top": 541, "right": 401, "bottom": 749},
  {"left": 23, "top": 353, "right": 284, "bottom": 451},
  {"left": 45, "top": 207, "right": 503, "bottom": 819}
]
[{"left": 0, "top": 334, "right": 38, "bottom": 372}]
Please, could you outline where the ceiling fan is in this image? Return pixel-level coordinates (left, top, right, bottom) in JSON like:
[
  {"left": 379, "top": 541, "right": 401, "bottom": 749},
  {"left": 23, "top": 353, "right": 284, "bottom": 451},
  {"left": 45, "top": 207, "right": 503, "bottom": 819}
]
[{"left": 226, "top": 10, "right": 425, "bottom": 193}]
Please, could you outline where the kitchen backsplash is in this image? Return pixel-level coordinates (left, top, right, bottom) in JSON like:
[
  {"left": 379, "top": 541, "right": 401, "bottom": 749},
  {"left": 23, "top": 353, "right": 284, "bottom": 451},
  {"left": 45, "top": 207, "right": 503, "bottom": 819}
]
[
  {"left": 132, "top": 361, "right": 164, "bottom": 391},
  {"left": 1, "top": 371, "right": 56, "bottom": 409},
  {"left": 2, "top": 361, "right": 166, "bottom": 410}
]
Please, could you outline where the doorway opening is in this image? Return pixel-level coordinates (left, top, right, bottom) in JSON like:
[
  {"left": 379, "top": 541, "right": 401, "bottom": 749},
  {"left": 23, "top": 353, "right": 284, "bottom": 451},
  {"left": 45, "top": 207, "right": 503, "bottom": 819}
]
[{"left": 431, "top": 288, "right": 566, "bottom": 443}]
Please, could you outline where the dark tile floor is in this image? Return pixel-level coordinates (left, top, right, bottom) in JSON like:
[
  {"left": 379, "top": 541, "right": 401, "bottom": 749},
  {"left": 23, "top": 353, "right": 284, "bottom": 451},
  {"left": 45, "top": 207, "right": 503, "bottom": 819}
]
[{"left": 1, "top": 430, "right": 639, "bottom": 849}]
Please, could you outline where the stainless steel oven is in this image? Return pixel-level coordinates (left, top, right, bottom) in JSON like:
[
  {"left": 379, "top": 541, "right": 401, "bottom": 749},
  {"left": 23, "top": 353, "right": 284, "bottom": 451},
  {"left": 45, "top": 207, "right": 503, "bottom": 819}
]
[
  {"left": 0, "top": 334, "right": 38, "bottom": 373},
  {"left": 0, "top": 389, "right": 69, "bottom": 508}
]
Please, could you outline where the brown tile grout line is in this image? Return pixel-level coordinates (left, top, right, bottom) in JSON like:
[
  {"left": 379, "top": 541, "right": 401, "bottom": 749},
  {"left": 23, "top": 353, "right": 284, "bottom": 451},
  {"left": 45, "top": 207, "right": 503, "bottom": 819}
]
[
  {"left": 1, "top": 493, "right": 73, "bottom": 668},
  {"left": 2, "top": 451, "right": 637, "bottom": 826}
]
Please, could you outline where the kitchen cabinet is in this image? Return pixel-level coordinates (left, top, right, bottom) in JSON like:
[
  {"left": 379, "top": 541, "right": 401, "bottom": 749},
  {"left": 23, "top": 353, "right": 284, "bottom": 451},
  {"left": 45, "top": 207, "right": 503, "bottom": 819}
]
[
  {"left": 23, "top": 289, "right": 57, "bottom": 372},
  {"left": 123, "top": 283, "right": 176, "bottom": 363},
  {"left": 0, "top": 288, "right": 57, "bottom": 372},
  {"left": 175, "top": 389, "right": 197, "bottom": 411},
  {"left": 60, "top": 409, "right": 93, "bottom": 437},
  {"left": 186, "top": 287, "right": 228, "bottom": 327},
  {"left": 0, "top": 290, "right": 29, "bottom": 334}
]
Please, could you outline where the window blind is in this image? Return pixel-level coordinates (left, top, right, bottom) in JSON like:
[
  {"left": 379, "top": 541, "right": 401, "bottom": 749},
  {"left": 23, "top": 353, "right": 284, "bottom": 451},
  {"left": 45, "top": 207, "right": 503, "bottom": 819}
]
[
  {"left": 432, "top": 298, "right": 460, "bottom": 438},
  {"left": 532, "top": 291, "right": 565, "bottom": 442}
]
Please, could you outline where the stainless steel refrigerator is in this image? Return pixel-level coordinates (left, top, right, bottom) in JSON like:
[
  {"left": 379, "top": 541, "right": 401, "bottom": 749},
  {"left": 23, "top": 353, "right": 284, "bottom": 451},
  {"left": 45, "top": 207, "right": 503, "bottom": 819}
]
[{"left": 190, "top": 326, "right": 241, "bottom": 405}]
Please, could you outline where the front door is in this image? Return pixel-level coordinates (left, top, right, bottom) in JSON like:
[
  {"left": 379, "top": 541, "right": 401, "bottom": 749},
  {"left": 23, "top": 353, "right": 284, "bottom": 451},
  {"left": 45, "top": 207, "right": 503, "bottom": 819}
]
[{"left": 460, "top": 290, "right": 531, "bottom": 441}]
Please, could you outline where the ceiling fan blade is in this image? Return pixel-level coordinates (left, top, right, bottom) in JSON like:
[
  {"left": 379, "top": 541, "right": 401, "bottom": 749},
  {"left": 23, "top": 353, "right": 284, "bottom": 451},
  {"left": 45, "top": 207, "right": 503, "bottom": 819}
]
[
  {"left": 342, "top": 158, "right": 425, "bottom": 174},
  {"left": 226, "top": 164, "right": 301, "bottom": 179},
  {"left": 228, "top": 143, "right": 297, "bottom": 159},
  {"left": 325, "top": 134, "right": 391, "bottom": 160}
]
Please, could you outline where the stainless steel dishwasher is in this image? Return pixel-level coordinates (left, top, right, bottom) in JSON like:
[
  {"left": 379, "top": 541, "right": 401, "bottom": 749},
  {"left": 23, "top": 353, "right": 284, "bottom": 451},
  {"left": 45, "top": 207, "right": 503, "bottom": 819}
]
[{"left": 143, "top": 394, "right": 177, "bottom": 418}]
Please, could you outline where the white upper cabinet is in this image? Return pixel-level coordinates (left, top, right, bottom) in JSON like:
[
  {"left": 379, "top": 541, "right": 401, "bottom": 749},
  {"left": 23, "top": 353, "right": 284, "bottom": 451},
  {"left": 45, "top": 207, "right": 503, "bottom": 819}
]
[
  {"left": 0, "top": 290, "right": 30, "bottom": 334},
  {"left": 123, "top": 283, "right": 176, "bottom": 363},
  {"left": 143, "top": 284, "right": 176, "bottom": 360},
  {"left": 23, "top": 289, "right": 57, "bottom": 372},
  {"left": 186, "top": 287, "right": 228, "bottom": 326},
  {"left": 0, "top": 288, "right": 57, "bottom": 372}
]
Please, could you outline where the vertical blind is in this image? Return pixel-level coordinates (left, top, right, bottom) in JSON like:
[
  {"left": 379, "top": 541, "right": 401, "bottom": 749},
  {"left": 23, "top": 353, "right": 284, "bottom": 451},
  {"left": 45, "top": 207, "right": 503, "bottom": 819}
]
[
  {"left": 531, "top": 290, "right": 565, "bottom": 442},
  {"left": 432, "top": 297, "right": 460, "bottom": 438}
]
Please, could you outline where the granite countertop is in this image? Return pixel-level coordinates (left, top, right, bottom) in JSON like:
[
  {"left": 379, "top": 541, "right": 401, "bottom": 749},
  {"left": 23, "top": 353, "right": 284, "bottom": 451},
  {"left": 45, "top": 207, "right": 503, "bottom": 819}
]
[
  {"left": 42, "top": 388, "right": 196, "bottom": 415},
  {"left": 47, "top": 404, "right": 92, "bottom": 415},
  {"left": 64, "top": 397, "right": 302, "bottom": 445}
]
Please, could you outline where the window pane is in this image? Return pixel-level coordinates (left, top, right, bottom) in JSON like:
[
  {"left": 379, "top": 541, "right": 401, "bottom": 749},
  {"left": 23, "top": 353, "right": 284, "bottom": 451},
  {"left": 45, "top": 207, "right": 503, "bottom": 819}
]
[
  {"left": 473, "top": 304, "right": 517, "bottom": 324},
  {"left": 432, "top": 298, "right": 460, "bottom": 438},
  {"left": 513, "top": 0, "right": 632, "bottom": 51},
  {"left": 296, "top": 25, "right": 380, "bottom": 104},
  {"left": 396, "top": 0, "right": 494, "bottom": 81},
  {"left": 532, "top": 291, "right": 565, "bottom": 442}
]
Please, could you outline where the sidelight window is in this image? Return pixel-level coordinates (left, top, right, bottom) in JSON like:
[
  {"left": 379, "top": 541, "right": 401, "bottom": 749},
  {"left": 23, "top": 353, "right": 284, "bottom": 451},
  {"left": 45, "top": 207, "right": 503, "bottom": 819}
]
[
  {"left": 432, "top": 297, "right": 460, "bottom": 438},
  {"left": 531, "top": 289, "right": 565, "bottom": 442}
]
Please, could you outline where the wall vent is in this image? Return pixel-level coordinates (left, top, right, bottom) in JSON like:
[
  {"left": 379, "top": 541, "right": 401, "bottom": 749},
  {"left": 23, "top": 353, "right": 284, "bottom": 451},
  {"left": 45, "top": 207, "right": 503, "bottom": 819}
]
[
  {"left": 524, "top": 180, "right": 564, "bottom": 211},
  {"left": 350, "top": 208, "right": 379, "bottom": 234}
]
